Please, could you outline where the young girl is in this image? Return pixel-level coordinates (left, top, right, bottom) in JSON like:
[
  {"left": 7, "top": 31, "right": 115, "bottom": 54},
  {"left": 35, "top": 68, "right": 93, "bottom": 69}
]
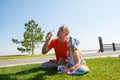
[{"left": 57, "top": 36, "right": 90, "bottom": 75}]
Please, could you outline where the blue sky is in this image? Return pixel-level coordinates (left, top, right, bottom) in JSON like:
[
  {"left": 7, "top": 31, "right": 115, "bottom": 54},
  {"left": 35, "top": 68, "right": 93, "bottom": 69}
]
[{"left": 0, "top": 0, "right": 120, "bottom": 55}]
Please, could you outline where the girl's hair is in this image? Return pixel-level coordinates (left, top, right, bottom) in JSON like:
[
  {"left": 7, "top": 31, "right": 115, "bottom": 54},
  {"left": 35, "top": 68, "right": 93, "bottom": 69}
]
[
  {"left": 72, "top": 47, "right": 82, "bottom": 55},
  {"left": 72, "top": 47, "right": 78, "bottom": 53}
]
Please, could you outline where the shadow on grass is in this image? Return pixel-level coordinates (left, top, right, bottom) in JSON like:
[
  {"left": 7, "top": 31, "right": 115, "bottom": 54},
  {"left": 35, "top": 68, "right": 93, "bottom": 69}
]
[
  {"left": 30, "top": 68, "right": 57, "bottom": 80},
  {"left": 0, "top": 67, "right": 57, "bottom": 80}
]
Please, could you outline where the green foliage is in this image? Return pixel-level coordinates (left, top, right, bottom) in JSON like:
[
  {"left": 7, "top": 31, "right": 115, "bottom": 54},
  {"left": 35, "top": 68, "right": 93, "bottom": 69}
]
[
  {"left": 12, "top": 38, "right": 21, "bottom": 44},
  {"left": 0, "top": 57, "right": 120, "bottom": 80},
  {"left": 12, "top": 20, "right": 45, "bottom": 54}
]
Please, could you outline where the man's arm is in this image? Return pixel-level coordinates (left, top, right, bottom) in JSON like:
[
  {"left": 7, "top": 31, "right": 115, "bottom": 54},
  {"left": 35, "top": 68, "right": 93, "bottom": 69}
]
[
  {"left": 42, "top": 41, "right": 50, "bottom": 54},
  {"left": 42, "top": 31, "right": 52, "bottom": 54}
]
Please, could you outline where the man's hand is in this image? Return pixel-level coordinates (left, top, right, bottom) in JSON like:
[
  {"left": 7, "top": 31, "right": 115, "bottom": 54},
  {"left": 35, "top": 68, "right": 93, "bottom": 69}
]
[
  {"left": 58, "top": 58, "right": 67, "bottom": 65},
  {"left": 46, "top": 31, "right": 52, "bottom": 42}
]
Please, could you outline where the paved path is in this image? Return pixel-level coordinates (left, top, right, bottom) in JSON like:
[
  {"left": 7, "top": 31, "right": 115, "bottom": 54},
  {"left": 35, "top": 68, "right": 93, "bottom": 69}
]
[{"left": 0, "top": 51, "right": 120, "bottom": 67}]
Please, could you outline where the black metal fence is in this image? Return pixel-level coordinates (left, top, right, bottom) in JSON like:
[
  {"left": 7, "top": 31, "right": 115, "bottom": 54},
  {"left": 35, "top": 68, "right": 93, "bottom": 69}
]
[{"left": 98, "top": 37, "right": 120, "bottom": 52}]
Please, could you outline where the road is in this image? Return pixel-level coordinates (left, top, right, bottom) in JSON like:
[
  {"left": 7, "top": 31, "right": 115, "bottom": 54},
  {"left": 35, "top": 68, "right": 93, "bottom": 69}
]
[{"left": 0, "top": 51, "right": 120, "bottom": 67}]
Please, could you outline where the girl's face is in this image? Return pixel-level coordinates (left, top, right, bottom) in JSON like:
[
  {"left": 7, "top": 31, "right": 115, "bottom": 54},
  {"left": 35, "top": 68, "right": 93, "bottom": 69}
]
[{"left": 67, "top": 37, "right": 72, "bottom": 48}]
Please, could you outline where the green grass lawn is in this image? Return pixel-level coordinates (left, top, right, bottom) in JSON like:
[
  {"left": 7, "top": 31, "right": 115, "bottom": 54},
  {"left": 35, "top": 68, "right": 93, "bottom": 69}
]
[
  {"left": 0, "top": 57, "right": 120, "bottom": 80},
  {"left": 0, "top": 54, "right": 54, "bottom": 60}
]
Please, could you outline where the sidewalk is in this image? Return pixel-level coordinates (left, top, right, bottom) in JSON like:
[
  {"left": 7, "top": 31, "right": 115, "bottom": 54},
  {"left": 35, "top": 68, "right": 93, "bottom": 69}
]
[{"left": 0, "top": 51, "right": 120, "bottom": 67}]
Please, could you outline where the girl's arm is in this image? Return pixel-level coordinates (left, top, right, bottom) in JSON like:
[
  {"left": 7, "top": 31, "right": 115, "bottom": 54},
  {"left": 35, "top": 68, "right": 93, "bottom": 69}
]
[
  {"left": 61, "top": 50, "right": 81, "bottom": 73},
  {"left": 68, "top": 50, "right": 81, "bottom": 71}
]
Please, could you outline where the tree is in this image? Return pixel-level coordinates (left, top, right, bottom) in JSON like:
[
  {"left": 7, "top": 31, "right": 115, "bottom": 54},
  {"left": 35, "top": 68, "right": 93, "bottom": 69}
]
[{"left": 12, "top": 20, "right": 45, "bottom": 54}]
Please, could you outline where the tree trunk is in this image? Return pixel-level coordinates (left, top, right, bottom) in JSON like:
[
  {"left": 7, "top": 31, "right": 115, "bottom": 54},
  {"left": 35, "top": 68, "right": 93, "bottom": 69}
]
[{"left": 32, "top": 41, "right": 34, "bottom": 55}]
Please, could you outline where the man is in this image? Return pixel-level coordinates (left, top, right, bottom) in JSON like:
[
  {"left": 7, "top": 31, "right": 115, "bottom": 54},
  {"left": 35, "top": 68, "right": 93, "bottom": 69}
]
[{"left": 41, "top": 25, "right": 69, "bottom": 68}]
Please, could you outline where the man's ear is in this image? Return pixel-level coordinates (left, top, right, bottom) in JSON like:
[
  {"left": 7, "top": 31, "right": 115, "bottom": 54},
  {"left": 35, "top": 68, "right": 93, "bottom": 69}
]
[{"left": 66, "top": 32, "right": 69, "bottom": 35}]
